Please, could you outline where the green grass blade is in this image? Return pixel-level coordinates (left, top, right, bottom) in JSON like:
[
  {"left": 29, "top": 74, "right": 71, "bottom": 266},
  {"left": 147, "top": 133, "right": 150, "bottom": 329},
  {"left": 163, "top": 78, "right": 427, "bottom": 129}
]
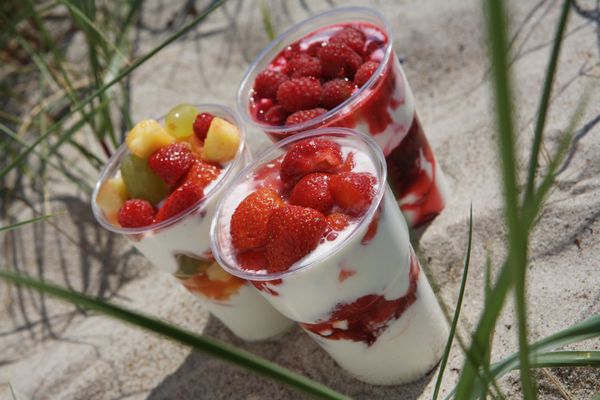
[
  {"left": 260, "top": 0, "right": 276, "bottom": 40},
  {"left": 523, "top": 0, "right": 570, "bottom": 204},
  {"left": 0, "top": 270, "right": 349, "bottom": 400},
  {"left": 432, "top": 206, "right": 473, "bottom": 400},
  {"left": 525, "top": 351, "right": 600, "bottom": 369},
  {"left": 0, "top": 214, "right": 58, "bottom": 233}
]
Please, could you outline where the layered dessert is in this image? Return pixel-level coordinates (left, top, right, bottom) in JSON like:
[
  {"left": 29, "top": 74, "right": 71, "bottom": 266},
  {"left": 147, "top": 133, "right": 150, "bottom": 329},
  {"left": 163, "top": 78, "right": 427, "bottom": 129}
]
[
  {"left": 92, "top": 104, "right": 292, "bottom": 341},
  {"left": 237, "top": 7, "right": 448, "bottom": 228},
  {"left": 211, "top": 129, "right": 448, "bottom": 384}
]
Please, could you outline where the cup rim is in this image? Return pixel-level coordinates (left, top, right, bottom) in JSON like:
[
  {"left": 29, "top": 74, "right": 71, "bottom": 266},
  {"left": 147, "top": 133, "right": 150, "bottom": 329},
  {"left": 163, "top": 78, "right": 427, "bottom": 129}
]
[
  {"left": 236, "top": 6, "right": 394, "bottom": 136},
  {"left": 91, "top": 103, "right": 248, "bottom": 235},
  {"left": 210, "top": 127, "right": 388, "bottom": 281}
]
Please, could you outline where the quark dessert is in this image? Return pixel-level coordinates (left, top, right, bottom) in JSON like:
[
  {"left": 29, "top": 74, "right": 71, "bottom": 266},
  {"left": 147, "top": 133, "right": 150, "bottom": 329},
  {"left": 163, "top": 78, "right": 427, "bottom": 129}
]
[
  {"left": 211, "top": 128, "right": 448, "bottom": 384},
  {"left": 92, "top": 104, "right": 292, "bottom": 341},
  {"left": 237, "top": 7, "right": 448, "bottom": 228}
]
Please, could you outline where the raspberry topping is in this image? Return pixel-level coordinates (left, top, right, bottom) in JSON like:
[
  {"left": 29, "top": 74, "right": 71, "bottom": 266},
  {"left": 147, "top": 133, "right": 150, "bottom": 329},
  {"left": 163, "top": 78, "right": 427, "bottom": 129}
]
[
  {"left": 330, "top": 27, "right": 366, "bottom": 55},
  {"left": 330, "top": 172, "right": 376, "bottom": 216},
  {"left": 285, "top": 108, "right": 327, "bottom": 126},
  {"left": 148, "top": 143, "right": 196, "bottom": 187},
  {"left": 318, "top": 42, "right": 363, "bottom": 79},
  {"left": 280, "top": 138, "right": 343, "bottom": 186},
  {"left": 288, "top": 54, "right": 322, "bottom": 78},
  {"left": 254, "top": 70, "right": 289, "bottom": 99},
  {"left": 289, "top": 173, "right": 333, "bottom": 214},
  {"left": 193, "top": 112, "right": 214, "bottom": 141},
  {"left": 321, "top": 78, "right": 354, "bottom": 109},
  {"left": 155, "top": 182, "right": 204, "bottom": 222},
  {"left": 354, "top": 61, "right": 380, "bottom": 88},
  {"left": 263, "top": 105, "right": 289, "bottom": 126},
  {"left": 276, "top": 77, "right": 322, "bottom": 113},
  {"left": 118, "top": 199, "right": 155, "bottom": 228}
]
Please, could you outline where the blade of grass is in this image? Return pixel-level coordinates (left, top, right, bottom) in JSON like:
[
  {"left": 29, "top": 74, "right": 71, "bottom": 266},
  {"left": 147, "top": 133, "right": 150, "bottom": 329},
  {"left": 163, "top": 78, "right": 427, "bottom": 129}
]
[
  {"left": 0, "top": 270, "right": 349, "bottom": 400},
  {"left": 525, "top": 351, "right": 600, "bottom": 369},
  {"left": 260, "top": 0, "right": 276, "bottom": 40},
  {"left": 0, "top": 214, "right": 58, "bottom": 233},
  {"left": 0, "top": 0, "right": 227, "bottom": 180},
  {"left": 432, "top": 205, "right": 473, "bottom": 400}
]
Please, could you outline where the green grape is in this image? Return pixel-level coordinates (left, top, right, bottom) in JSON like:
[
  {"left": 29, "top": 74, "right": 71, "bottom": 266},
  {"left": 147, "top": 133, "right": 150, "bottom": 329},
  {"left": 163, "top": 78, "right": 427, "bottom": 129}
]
[
  {"left": 120, "top": 154, "right": 169, "bottom": 205},
  {"left": 173, "top": 254, "right": 211, "bottom": 279},
  {"left": 165, "top": 103, "right": 199, "bottom": 139}
]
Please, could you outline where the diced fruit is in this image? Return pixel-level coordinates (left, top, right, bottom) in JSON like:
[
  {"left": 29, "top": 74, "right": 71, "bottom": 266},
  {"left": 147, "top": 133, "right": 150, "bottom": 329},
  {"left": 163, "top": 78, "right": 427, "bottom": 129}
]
[
  {"left": 263, "top": 105, "right": 289, "bottom": 125},
  {"left": 148, "top": 143, "right": 196, "bottom": 187},
  {"left": 118, "top": 199, "right": 155, "bottom": 228},
  {"left": 126, "top": 119, "right": 175, "bottom": 159},
  {"left": 289, "top": 173, "right": 333, "bottom": 214},
  {"left": 202, "top": 117, "right": 240, "bottom": 163},
  {"left": 321, "top": 78, "right": 354, "bottom": 109},
  {"left": 354, "top": 61, "right": 379, "bottom": 87},
  {"left": 285, "top": 108, "right": 327, "bottom": 126},
  {"left": 205, "top": 262, "right": 232, "bottom": 282},
  {"left": 165, "top": 104, "right": 200, "bottom": 139},
  {"left": 189, "top": 134, "right": 204, "bottom": 158},
  {"left": 330, "top": 172, "right": 376, "bottom": 216},
  {"left": 280, "top": 138, "right": 343, "bottom": 186},
  {"left": 120, "top": 154, "right": 169, "bottom": 204},
  {"left": 276, "top": 77, "right": 322, "bottom": 113},
  {"left": 327, "top": 213, "right": 350, "bottom": 231},
  {"left": 288, "top": 54, "right": 322, "bottom": 78},
  {"left": 96, "top": 176, "right": 128, "bottom": 223},
  {"left": 265, "top": 205, "right": 327, "bottom": 272},
  {"left": 318, "top": 42, "right": 363, "bottom": 79},
  {"left": 231, "top": 188, "right": 284, "bottom": 251},
  {"left": 183, "top": 160, "right": 221, "bottom": 190},
  {"left": 254, "top": 70, "right": 289, "bottom": 99},
  {"left": 330, "top": 26, "right": 366, "bottom": 55},
  {"left": 155, "top": 182, "right": 204, "bottom": 223},
  {"left": 337, "top": 151, "right": 355, "bottom": 173},
  {"left": 193, "top": 112, "right": 214, "bottom": 141},
  {"left": 174, "top": 254, "right": 212, "bottom": 279}
]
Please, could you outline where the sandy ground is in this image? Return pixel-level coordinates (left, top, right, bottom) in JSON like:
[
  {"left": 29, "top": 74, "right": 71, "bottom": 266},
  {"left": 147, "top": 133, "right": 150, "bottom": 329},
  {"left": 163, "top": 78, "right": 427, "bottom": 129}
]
[{"left": 1, "top": 0, "right": 600, "bottom": 399}]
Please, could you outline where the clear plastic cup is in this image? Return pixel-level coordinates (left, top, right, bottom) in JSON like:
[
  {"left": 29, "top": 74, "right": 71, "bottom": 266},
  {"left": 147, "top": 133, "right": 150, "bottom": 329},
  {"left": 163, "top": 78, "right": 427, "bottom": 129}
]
[
  {"left": 237, "top": 6, "right": 448, "bottom": 228},
  {"left": 211, "top": 128, "right": 448, "bottom": 384},
  {"left": 91, "top": 104, "right": 293, "bottom": 341}
]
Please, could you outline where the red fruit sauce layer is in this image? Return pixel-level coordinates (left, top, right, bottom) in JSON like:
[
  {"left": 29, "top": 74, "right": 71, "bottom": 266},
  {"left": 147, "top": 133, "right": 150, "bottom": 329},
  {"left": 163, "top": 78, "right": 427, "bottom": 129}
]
[
  {"left": 248, "top": 23, "right": 445, "bottom": 227},
  {"left": 301, "top": 253, "right": 420, "bottom": 346}
]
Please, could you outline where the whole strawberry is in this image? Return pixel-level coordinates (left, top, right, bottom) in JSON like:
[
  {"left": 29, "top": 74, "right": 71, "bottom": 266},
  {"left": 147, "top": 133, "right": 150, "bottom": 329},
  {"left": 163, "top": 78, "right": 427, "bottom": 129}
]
[
  {"left": 330, "top": 172, "right": 376, "bottom": 216},
  {"left": 118, "top": 199, "right": 155, "bottom": 228},
  {"left": 289, "top": 173, "right": 334, "bottom": 214},
  {"left": 280, "top": 138, "right": 343, "bottom": 186},
  {"left": 276, "top": 77, "right": 322, "bottom": 113},
  {"left": 265, "top": 205, "right": 327, "bottom": 272},
  {"left": 148, "top": 143, "right": 196, "bottom": 187}
]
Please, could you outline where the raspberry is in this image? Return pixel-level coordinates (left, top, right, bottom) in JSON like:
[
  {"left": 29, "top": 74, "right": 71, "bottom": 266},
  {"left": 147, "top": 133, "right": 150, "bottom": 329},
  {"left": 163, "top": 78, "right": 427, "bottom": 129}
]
[
  {"left": 263, "top": 105, "right": 289, "bottom": 126},
  {"left": 285, "top": 108, "right": 327, "bottom": 126},
  {"left": 155, "top": 182, "right": 204, "bottom": 222},
  {"left": 148, "top": 143, "right": 196, "bottom": 187},
  {"left": 276, "top": 77, "right": 322, "bottom": 113},
  {"left": 230, "top": 188, "right": 285, "bottom": 251},
  {"left": 265, "top": 205, "right": 327, "bottom": 272},
  {"left": 354, "top": 61, "right": 380, "bottom": 87},
  {"left": 330, "top": 27, "right": 366, "bottom": 55},
  {"left": 318, "top": 42, "right": 363, "bottom": 79},
  {"left": 118, "top": 199, "right": 155, "bottom": 228},
  {"left": 288, "top": 54, "right": 322, "bottom": 78},
  {"left": 330, "top": 172, "right": 376, "bottom": 216},
  {"left": 254, "top": 70, "right": 289, "bottom": 99},
  {"left": 289, "top": 173, "right": 333, "bottom": 214},
  {"left": 321, "top": 79, "right": 355, "bottom": 109},
  {"left": 193, "top": 112, "right": 214, "bottom": 141},
  {"left": 280, "top": 138, "right": 343, "bottom": 186},
  {"left": 183, "top": 160, "right": 221, "bottom": 190}
]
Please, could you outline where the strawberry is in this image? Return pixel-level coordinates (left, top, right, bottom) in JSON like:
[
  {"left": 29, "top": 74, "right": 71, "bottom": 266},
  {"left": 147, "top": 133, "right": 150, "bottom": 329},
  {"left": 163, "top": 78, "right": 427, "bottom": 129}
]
[
  {"left": 289, "top": 173, "right": 333, "bottom": 214},
  {"left": 288, "top": 54, "right": 322, "bottom": 78},
  {"left": 329, "top": 172, "right": 376, "bottom": 216},
  {"left": 285, "top": 108, "right": 327, "bottom": 126},
  {"left": 118, "top": 199, "right": 155, "bottom": 228},
  {"left": 337, "top": 151, "right": 355, "bottom": 173},
  {"left": 354, "top": 61, "right": 379, "bottom": 87},
  {"left": 276, "top": 77, "right": 322, "bottom": 113},
  {"left": 254, "top": 70, "right": 289, "bottom": 99},
  {"left": 280, "top": 138, "right": 343, "bottom": 186},
  {"left": 236, "top": 248, "right": 267, "bottom": 271},
  {"left": 330, "top": 27, "right": 366, "bottom": 55},
  {"left": 148, "top": 143, "right": 196, "bottom": 187},
  {"left": 265, "top": 205, "right": 327, "bottom": 272},
  {"left": 230, "top": 188, "right": 284, "bottom": 251},
  {"left": 263, "top": 105, "right": 289, "bottom": 126},
  {"left": 183, "top": 160, "right": 221, "bottom": 190},
  {"left": 155, "top": 182, "right": 204, "bottom": 222},
  {"left": 321, "top": 78, "right": 355, "bottom": 109},
  {"left": 318, "top": 42, "right": 363, "bottom": 79},
  {"left": 193, "top": 112, "right": 214, "bottom": 141},
  {"left": 327, "top": 213, "right": 350, "bottom": 231}
]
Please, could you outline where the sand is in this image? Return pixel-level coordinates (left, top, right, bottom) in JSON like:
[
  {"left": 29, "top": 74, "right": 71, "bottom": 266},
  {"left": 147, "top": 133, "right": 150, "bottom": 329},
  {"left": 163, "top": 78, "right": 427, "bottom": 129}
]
[{"left": 1, "top": 0, "right": 599, "bottom": 399}]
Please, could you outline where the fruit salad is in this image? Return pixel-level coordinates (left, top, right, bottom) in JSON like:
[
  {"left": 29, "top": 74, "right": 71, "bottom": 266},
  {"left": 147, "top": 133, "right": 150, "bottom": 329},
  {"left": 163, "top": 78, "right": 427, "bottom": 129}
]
[
  {"left": 211, "top": 129, "right": 448, "bottom": 384},
  {"left": 92, "top": 104, "right": 292, "bottom": 341},
  {"left": 237, "top": 7, "right": 448, "bottom": 228}
]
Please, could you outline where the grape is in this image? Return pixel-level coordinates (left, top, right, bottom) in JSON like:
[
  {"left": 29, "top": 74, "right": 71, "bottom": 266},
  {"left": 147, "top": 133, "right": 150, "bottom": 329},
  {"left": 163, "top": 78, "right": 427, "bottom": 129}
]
[
  {"left": 165, "top": 104, "right": 199, "bottom": 139},
  {"left": 120, "top": 154, "right": 169, "bottom": 205},
  {"left": 174, "top": 254, "right": 212, "bottom": 279}
]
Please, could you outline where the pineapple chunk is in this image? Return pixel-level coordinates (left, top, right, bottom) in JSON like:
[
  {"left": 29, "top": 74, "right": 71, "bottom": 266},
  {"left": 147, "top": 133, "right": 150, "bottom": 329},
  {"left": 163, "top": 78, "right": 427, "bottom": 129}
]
[
  {"left": 202, "top": 117, "right": 240, "bottom": 163},
  {"left": 205, "top": 262, "right": 232, "bottom": 282},
  {"left": 96, "top": 175, "right": 128, "bottom": 223},
  {"left": 126, "top": 119, "right": 175, "bottom": 158}
]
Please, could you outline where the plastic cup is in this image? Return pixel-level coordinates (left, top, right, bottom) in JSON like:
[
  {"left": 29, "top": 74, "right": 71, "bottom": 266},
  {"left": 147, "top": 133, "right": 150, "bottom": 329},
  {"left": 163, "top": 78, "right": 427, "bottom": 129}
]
[
  {"left": 91, "top": 104, "right": 292, "bottom": 341},
  {"left": 211, "top": 128, "right": 448, "bottom": 384},
  {"left": 237, "top": 6, "right": 448, "bottom": 228}
]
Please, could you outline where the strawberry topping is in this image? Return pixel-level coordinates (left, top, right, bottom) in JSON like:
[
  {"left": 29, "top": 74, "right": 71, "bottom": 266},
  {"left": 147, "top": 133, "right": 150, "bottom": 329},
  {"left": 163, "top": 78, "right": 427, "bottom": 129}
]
[
  {"left": 155, "top": 182, "right": 204, "bottom": 222},
  {"left": 193, "top": 112, "right": 214, "bottom": 141},
  {"left": 285, "top": 108, "right": 327, "bottom": 126},
  {"left": 254, "top": 70, "right": 289, "bottom": 99},
  {"left": 330, "top": 172, "right": 376, "bottom": 216},
  {"left": 118, "top": 199, "right": 155, "bottom": 228},
  {"left": 321, "top": 78, "right": 354, "bottom": 109},
  {"left": 280, "top": 138, "right": 343, "bottom": 186},
  {"left": 289, "top": 173, "right": 333, "bottom": 214},
  {"left": 148, "top": 143, "right": 196, "bottom": 187}
]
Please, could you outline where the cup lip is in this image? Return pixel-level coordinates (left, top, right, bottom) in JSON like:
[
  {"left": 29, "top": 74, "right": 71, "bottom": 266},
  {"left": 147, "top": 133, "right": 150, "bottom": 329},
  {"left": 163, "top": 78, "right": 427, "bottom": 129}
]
[
  {"left": 236, "top": 6, "right": 394, "bottom": 136},
  {"left": 91, "top": 103, "right": 248, "bottom": 235},
  {"left": 210, "top": 127, "right": 388, "bottom": 281}
]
